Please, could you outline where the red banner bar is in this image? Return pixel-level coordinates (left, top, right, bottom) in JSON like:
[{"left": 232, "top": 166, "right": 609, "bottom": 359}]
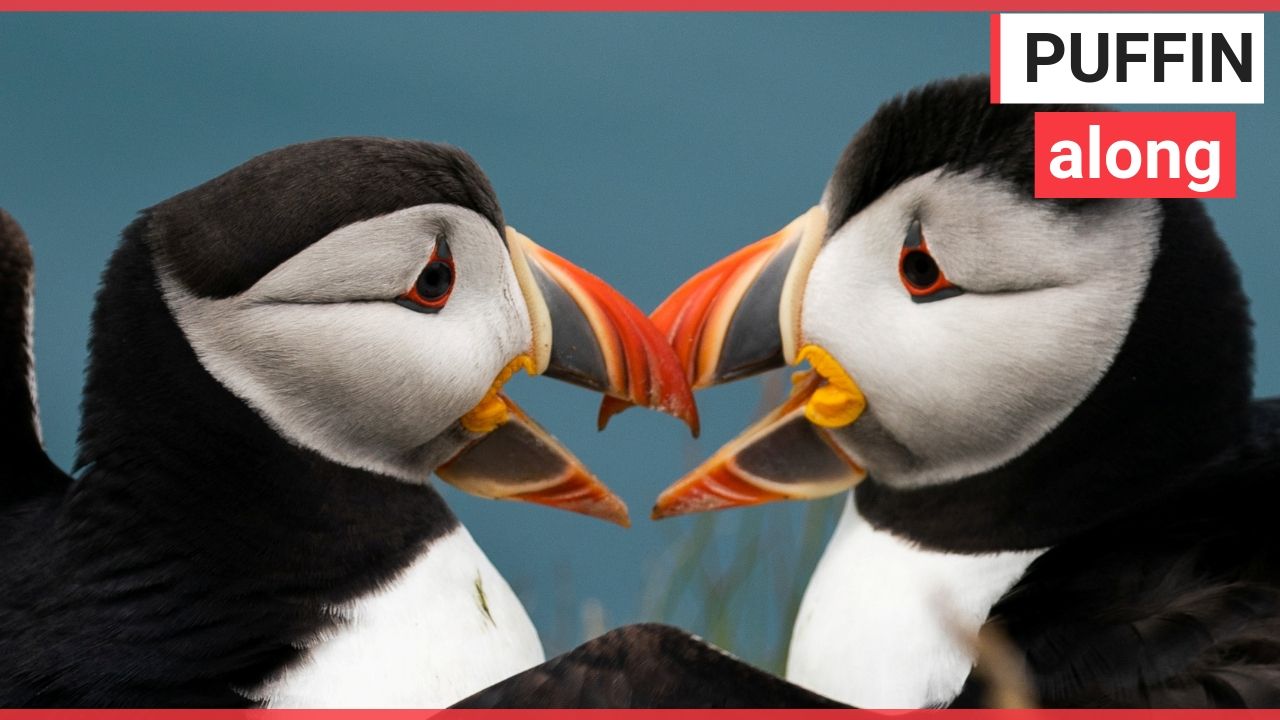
[
  {"left": 1035, "top": 111, "right": 1236, "bottom": 199},
  {"left": 0, "top": 1, "right": 1276, "bottom": 10},
  {"left": 0, "top": 711, "right": 1279, "bottom": 718}
]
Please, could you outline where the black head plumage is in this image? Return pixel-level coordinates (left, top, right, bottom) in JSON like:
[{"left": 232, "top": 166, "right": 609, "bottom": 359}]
[
  {"left": 136, "top": 137, "right": 504, "bottom": 298},
  {"left": 848, "top": 76, "right": 1255, "bottom": 551},
  {"left": 824, "top": 74, "right": 1104, "bottom": 236}
]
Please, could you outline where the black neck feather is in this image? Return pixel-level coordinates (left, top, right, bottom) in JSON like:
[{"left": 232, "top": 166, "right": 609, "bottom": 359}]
[
  {"left": 0, "top": 210, "right": 63, "bottom": 498},
  {"left": 52, "top": 226, "right": 458, "bottom": 704}
]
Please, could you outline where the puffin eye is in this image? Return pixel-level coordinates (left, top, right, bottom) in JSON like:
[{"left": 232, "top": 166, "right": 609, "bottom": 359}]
[
  {"left": 417, "top": 261, "right": 453, "bottom": 300},
  {"left": 397, "top": 238, "right": 456, "bottom": 314},
  {"left": 901, "top": 251, "right": 939, "bottom": 289},
  {"left": 898, "top": 220, "right": 961, "bottom": 303}
]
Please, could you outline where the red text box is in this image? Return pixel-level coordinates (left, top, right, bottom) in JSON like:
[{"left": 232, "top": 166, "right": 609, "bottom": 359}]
[{"left": 1035, "top": 111, "right": 1236, "bottom": 199}]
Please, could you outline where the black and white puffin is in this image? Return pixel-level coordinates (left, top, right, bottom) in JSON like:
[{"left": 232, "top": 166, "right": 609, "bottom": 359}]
[
  {"left": 0, "top": 137, "right": 696, "bottom": 707},
  {"left": 464, "top": 75, "right": 1280, "bottom": 708}
]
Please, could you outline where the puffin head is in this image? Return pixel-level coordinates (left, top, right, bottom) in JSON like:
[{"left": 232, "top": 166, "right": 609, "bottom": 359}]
[
  {"left": 134, "top": 137, "right": 695, "bottom": 527},
  {"left": 649, "top": 77, "right": 1253, "bottom": 549}
]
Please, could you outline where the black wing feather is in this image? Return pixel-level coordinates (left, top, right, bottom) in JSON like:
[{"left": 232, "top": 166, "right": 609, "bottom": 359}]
[
  {"left": 453, "top": 624, "right": 845, "bottom": 708},
  {"left": 960, "top": 403, "right": 1280, "bottom": 708},
  {"left": 0, "top": 209, "right": 69, "bottom": 499}
]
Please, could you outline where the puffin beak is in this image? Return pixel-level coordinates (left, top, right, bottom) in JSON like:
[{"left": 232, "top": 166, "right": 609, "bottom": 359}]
[
  {"left": 433, "top": 226, "right": 699, "bottom": 527},
  {"left": 596, "top": 206, "right": 826, "bottom": 430},
  {"left": 507, "top": 227, "right": 699, "bottom": 434},
  {"left": 646, "top": 206, "right": 870, "bottom": 519},
  {"left": 653, "top": 372, "right": 865, "bottom": 519},
  {"left": 439, "top": 394, "right": 631, "bottom": 527}
]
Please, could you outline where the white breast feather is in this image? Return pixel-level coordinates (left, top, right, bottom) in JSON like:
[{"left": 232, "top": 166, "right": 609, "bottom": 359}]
[
  {"left": 786, "top": 495, "right": 1043, "bottom": 708},
  {"left": 245, "top": 525, "right": 545, "bottom": 708}
]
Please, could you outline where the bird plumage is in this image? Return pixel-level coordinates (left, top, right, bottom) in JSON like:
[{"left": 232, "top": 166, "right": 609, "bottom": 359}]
[
  {"left": 0, "top": 226, "right": 467, "bottom": 705},
  {"left": 0, "top": 138, "right": 593, "bottom": 706},
  {"left": 0, "top": 210, "right": 64, "bottom": 500},
  {"left": 461, "top": 76, "right": 1280, "bottom": 709},
  {"left": 955, "top": 399, "right": 1280, "bottom": 707},
  {"left": 455, "top": 624, "right": 845, "bottom": 709}
]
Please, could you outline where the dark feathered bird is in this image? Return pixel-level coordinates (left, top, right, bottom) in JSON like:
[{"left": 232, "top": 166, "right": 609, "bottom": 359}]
[
  {"left": 456, "top": 624, "right": 845, "bottom": 708},
  {"left": 465, "top": 76, "right": 1280, "bottom": 709},
  {"left": 0, "top": 138, "right": 694, "bottom": 707}
]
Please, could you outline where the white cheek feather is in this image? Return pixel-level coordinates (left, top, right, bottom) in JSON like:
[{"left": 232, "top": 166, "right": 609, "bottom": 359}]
[
  {"left": 160, "top": 204, "right": 532, "bottom": 483},
  {"left": 786, "top": 494, "right": 1043, "bottom": 708},
  {"left": 243, "top": 525, "right": 545, "bottom": 708},
  {"left": 801, "top": 170, "right": 1159, "bottom": 487}
]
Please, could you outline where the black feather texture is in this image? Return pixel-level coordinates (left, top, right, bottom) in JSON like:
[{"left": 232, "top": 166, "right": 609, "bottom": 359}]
[
  {"left": 1, "top": 225, "right": 461, "bottom": 707},
  {"left": 0, "top": 141, "right": 484, "bottom": 705},
  {"left": 452, "top": 75, "right": 1278, "bottom": 710},
  {"left": 0, "top": 209, "right": 70, "bottom": 501},
  {"left": 143, "top": 137, "right": 504, "bottom": 299},
  {"left": 454, "top": 624, "right": 845, "bottom": 709},
  {"left": 0, "top": 209, "right": 37, "bottom": 449},
  {"left": 824, "top": 74, "right": 1104, "bottom": 237},
  {"left": 952, "top": 398, "right": 1280, "bottom": 707}
]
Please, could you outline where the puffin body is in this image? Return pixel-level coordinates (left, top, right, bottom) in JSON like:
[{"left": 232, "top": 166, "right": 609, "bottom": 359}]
[
  {"left": 467, "top": 76, "right": 1280, "bottom": 708},
  {"left": 0, "top": 138, "right": 694, "bottom": 706},
  {"left": 647, "top": 76, "right": 1279, "bottom": 708}
]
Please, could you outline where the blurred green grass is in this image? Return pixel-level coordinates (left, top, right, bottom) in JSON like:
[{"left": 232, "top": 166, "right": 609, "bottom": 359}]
[
  {"left": 535, "top": 371, "right": 844, "bottom": 672},
  {"left": 642, "top": 494, "right": 843, "bottom": 673},
  {"left": 640, "top": 371, "right": 845, "bottom": 674}
]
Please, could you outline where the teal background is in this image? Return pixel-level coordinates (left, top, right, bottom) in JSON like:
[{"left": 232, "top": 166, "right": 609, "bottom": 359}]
[{"left": 1, "top": 14, "right": 1276, "bottom": 662}]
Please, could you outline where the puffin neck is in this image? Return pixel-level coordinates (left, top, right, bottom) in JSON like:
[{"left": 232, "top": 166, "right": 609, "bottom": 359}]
[
  {"left": 855, "top": 199, "right": 1255, "bottom": 553},
  {"left": 0, "top": 213, "right": 63, "bottom": 495},
  {"left": 73, "top": 227, "right": 458, "bottom": 606}
]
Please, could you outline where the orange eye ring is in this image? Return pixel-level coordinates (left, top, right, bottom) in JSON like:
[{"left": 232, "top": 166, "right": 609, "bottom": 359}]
[
  {"left": 398, "top": 239, "right": 455, "bottom": 314},
  {"left": 898, "top": 222, "right": 960, "bottom": 302}
]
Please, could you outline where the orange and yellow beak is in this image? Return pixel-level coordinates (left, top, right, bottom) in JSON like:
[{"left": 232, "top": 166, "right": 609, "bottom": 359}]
[
  {"left": 435, "top": 227, "right": 699, "bottom": 527},
  {"left": 509, "top": 228, "right": 698, "bottom": 433},
  {"left": 440, "top": 394, "right": 631, "bottom": 527},
  {"left": 653, "top": 371, "right": 864, "bottom": 519},
  {"left": 597, "top": 207, "right": 825, "bottom": 430},
  {"left": 644, "top": 207, "right": 871, "bottom": 519}
]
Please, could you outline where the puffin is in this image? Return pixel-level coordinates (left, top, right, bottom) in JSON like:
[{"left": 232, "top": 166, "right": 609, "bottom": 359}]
[
  {"left": 462, "top": 75, "right": 1280, "bottom": 708},
  {"left": 0, "top": 137, "right": 696, "bottom": 707}
]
